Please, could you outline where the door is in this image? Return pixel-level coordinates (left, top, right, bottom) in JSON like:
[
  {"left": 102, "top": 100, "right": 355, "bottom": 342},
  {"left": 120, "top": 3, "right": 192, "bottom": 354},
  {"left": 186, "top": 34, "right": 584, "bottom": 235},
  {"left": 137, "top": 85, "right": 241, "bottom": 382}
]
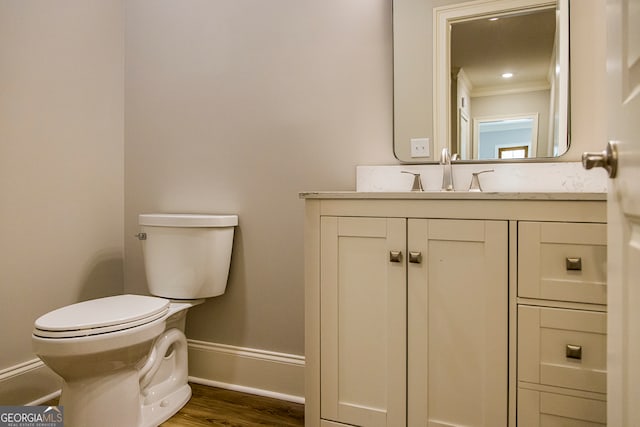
[
  {"left": 320, "top": 216, "right": 406, "bottom": 427},
  {"left": 407, "top": 219, "right": 508, "bottom": 426},
  {"left": 606, "top": 0, "right": 640, "bottom": 425}
]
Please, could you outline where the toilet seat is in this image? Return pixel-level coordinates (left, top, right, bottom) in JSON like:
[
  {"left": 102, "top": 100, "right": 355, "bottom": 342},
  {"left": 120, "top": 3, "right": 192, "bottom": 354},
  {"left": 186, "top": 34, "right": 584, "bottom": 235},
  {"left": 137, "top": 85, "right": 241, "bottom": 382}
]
[{"left": 34, "top": 294, "right": 170, "bottom": 339}]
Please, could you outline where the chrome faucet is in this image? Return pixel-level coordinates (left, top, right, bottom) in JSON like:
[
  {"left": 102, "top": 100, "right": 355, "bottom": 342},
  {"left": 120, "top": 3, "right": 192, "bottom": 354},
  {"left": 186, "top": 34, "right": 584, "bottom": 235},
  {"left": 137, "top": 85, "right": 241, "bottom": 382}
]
[{"left": 441, "top": 147, "right": 454, "bottom": 191}]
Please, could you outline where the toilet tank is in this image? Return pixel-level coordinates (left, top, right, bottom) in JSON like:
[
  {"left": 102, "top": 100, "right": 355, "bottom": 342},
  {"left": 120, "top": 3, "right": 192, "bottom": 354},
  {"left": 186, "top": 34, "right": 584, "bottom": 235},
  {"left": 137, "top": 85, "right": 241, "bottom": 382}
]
[{"left": 138, "top": 214, "right": 238, "bottom": 299}]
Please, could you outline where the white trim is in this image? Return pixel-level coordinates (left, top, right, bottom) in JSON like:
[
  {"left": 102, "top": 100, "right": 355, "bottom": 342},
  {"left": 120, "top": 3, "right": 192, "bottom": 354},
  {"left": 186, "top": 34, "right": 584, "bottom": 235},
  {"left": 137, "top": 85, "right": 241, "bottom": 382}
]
[
  {"left": 187, "top": 340, "right": 305, "bottom": 404},
  {"left": 5, "top": 342, "right": 305, "bottom": 406},
  {"left": 188, "top": 340, "right": 305, "bottom": 366},
  {"left": 0, "top": 358, "right": 61, "bottom": 405},
  {"left": 27, "top": 390, "right": 61, "bottom": 406},
  {"left": 471, "top": 81, "right": 551, "bottom": 98},
  {"left": 0, "top": 358, "right": 44, "bottom": 381},
  {"left": 456, "top": 68, "right": 473, "bottom": 95}
]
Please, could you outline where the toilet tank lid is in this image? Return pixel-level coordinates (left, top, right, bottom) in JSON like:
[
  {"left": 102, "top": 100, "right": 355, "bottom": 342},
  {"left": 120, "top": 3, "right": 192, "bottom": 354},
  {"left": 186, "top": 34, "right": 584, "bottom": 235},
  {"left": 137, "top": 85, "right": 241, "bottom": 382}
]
[{"left": 139, "top": 213, "right": 238, "bottom": 227}]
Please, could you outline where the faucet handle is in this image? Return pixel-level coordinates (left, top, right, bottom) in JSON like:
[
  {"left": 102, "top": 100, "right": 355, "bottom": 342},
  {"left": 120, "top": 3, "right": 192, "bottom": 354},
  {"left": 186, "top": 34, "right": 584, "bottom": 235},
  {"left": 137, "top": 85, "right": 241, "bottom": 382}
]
[
  {"left": 401, "top": 171, "right": 424, "bottom": 192},
  {"left": 468, "top": 169, "right": 494, "bottom": 192}
]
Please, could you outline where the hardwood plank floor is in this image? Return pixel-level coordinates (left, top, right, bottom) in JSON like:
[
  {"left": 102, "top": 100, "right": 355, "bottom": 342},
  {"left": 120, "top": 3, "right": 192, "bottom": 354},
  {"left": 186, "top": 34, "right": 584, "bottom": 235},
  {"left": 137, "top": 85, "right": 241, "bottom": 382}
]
[
  {"left": 45, "top": 383, "right": 304, "bottom": 426},
  {"left": 161, "top": 383, "right": 304, "bottom": 426}
]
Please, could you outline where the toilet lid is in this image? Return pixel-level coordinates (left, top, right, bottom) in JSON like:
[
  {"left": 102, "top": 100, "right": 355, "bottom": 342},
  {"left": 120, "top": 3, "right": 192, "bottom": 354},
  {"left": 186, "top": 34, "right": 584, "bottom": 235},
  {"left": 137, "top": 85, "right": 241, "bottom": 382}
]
[{"left": 34, "top": 295, "right": 170, "bottom": 339}]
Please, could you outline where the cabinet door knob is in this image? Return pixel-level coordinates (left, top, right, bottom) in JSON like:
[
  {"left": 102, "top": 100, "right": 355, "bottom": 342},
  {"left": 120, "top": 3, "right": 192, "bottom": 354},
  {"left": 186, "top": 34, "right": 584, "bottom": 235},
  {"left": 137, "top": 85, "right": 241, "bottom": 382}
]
[
  {"left": 566, "top": 344, "right": 583, "bottom": 360},
  {"left": 389, "top": 251, "right": 403, "bottom": 263},
  {"left": 409, "top": 251, "right": 422, "bottom": 264},
  {"left": 566, "top": 257, "right": 582, "bottom": 271}
]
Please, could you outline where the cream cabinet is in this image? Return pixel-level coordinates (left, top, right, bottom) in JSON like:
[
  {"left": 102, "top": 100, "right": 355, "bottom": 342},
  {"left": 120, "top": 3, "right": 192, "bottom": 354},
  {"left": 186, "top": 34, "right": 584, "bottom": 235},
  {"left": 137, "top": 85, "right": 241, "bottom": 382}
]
[
  {"left": 518, "top": 222, "right": 607, "bottom": 305},
  {"left": 302, "top": 193, "right": 606, "bottom": 427},
  {"left": 320, "top": 216, "right": 407, "bottom": 426},
  {"left": 319, "top": 216, "right": 508, "bottom": 426},
  {"left": 517, "top": 221, "right": 607, "bottom": 426},
  {"left": 406, "top": 218, "right": 508, "bottom": 426}
]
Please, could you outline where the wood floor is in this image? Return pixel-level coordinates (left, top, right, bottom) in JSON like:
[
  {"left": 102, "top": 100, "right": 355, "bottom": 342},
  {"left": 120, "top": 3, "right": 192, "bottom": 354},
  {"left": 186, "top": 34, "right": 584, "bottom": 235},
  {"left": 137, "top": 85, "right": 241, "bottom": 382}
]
[
  {"left": 45, "top": 383, "right": 304, "bottom": 426},
  {"left": 161, "top": 383, "right": 304, "bottom": 426}
]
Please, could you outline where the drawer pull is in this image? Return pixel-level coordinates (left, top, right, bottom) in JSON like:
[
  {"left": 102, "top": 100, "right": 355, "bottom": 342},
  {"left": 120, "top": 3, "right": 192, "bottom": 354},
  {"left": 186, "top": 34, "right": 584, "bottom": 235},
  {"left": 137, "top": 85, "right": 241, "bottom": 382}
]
[
  {"left": 566, "top": 257, "right": 582, "bottom": 271},
  {"left": 566, "top": 344, "right": 583, "bottom": 360},
  {"left": 409, "top": 251, "right": 422, "bottom": 264},
  {"left": 389, "top": 251, "right": 403, "bottom": 263}
]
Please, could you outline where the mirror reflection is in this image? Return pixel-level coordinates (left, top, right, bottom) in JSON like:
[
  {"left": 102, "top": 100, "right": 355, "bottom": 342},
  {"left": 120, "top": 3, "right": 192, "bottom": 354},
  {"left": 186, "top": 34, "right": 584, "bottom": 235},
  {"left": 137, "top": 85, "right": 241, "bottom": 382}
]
[{"left": 393, "top": 0, "right": 570, "bottom": 162}]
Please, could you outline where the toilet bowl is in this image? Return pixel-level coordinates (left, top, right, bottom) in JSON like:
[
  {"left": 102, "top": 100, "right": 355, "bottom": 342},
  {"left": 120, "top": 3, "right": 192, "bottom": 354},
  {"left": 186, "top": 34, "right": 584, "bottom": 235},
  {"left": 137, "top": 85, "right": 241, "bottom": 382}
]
[{"left": 32, "top": 213, "right": 237, "bottom": 427}]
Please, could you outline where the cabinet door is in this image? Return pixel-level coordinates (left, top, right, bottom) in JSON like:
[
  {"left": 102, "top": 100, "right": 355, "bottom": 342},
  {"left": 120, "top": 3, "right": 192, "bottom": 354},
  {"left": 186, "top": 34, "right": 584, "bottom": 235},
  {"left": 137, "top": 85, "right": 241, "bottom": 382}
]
[
  {"left": 407, "top": 219, "right": 508, "bottom": 426},
  {"left": 320, "top": 217, "right": 406, "bottom": 427}
]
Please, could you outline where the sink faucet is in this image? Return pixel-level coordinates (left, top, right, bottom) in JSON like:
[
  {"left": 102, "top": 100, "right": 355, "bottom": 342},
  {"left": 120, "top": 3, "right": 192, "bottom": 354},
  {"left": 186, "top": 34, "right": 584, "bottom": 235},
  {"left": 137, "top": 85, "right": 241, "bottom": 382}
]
[
  {"left": 441, "top": 147, "right": 454, "bottom": 191},
  {"left": 401, "top": 171, "right": 424, "bottom": 192}
]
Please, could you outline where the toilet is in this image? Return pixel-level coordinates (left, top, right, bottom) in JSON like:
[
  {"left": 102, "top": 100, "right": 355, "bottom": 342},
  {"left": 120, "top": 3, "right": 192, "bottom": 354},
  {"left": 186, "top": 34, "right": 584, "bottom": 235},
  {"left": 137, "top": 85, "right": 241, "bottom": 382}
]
[{"left": 32, "top": 213, "right": 238, "bottom": 427}]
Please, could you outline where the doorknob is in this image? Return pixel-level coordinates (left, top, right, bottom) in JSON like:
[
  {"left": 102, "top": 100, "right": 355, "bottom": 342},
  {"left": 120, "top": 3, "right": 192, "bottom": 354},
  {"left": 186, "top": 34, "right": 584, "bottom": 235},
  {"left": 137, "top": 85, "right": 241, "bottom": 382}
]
[{"left": 582, "top": 141, "right": 618, "bottom": 178}]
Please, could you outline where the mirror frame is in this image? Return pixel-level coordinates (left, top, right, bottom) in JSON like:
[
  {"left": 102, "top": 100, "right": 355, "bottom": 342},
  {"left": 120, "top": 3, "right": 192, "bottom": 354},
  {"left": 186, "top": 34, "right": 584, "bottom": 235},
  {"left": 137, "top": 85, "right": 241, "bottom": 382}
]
[{"left": 393, "top": 0, "right": 570, "bottom": 163}]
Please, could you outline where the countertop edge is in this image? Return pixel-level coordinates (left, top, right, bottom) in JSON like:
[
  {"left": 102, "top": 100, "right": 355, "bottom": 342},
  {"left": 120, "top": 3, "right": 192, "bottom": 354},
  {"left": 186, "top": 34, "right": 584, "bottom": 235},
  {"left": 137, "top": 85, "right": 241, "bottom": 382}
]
[{"left": 299, "top": 191, "right": 607, "bottom": 201}]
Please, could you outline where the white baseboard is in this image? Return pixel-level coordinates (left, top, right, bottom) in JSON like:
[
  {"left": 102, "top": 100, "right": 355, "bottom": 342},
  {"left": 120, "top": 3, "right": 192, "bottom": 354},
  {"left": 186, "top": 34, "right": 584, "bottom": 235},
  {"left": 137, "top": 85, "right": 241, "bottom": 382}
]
[
  {"left": 187, "top": 340, "right": 305, "bottom": 404},
  {"left": 0, "top": 359, "right": 61, "bottom": 405},
  {"left": 3, "top": 342, "right": 305, "bottom": 407}
]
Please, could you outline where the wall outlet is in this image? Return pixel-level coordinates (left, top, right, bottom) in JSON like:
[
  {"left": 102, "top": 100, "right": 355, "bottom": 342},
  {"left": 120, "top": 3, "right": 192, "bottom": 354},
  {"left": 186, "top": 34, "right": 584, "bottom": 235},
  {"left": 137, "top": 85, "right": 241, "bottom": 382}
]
[{"left": 410, "top": 138, "right": 430, "bottom": 158}]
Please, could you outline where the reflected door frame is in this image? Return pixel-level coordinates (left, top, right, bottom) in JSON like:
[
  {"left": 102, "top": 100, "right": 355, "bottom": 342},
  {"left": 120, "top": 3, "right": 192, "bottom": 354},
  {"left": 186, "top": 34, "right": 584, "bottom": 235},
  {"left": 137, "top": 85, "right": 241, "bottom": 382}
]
[
  {"left": 433, "top": 0, "right": 563, "bottom": 158},
  {"left": 472, "top": 113, "right": 539, "bottom": 159}
]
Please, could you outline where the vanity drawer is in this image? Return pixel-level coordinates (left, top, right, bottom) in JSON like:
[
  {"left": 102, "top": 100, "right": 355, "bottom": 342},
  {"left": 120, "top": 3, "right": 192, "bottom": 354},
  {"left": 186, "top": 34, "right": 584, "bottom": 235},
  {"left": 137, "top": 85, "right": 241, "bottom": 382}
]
[
  {"left": 518, "top": 221, "right": 607, "bottom": 304},
  {"left": 517, "top": 387, "right": 606, "bottom": 426},
  {"left": 518, "top": 305, "right": 606, "bottom": 394}
]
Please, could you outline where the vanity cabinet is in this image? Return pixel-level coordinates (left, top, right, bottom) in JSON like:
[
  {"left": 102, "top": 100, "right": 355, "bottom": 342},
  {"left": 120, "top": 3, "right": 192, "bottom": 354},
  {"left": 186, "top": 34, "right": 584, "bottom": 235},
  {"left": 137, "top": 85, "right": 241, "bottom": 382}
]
[
  {"left": 516, "top": 221, "right": 607, "bottom": 426},
  {"left": 320, "top": 216, "right": 508, "bottom": 426},
  {"left": 302, "top": 193, "right": 606, "bottom": 427}
]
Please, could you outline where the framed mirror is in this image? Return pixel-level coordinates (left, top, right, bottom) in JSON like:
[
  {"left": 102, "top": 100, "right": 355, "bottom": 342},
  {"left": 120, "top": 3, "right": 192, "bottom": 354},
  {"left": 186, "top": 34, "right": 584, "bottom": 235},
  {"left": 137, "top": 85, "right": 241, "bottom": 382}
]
[{"left": 393, "top": 0, "right": 570, "bottom": 162}]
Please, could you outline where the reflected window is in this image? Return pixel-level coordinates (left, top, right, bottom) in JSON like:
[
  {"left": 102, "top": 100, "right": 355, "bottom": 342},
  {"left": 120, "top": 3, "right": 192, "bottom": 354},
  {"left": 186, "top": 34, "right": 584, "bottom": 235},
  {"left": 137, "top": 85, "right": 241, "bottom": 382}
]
[{"left": 499, "top": 145, "right": 529, "bottom": 159}]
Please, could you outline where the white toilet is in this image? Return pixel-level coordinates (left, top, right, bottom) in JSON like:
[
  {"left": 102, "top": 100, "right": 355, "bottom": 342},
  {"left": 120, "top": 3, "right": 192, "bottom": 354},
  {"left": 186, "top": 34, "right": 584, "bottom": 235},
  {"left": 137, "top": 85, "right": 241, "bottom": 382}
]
[{"left": 32, "top": 213, "right": 238, "bottom": 427}]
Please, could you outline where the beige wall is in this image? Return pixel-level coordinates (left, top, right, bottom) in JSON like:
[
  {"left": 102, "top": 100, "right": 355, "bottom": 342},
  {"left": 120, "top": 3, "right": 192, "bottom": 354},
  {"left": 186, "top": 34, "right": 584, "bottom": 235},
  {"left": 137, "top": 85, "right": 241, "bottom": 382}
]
[
  {"left": 0, "top": 1, "right": 124, "bottom": 370},
  {"left": 123, "top": 0, "right": 394, "bottom": 356},
  {"left": 0, "top": 0, "right": 606, "bottom": 391}
]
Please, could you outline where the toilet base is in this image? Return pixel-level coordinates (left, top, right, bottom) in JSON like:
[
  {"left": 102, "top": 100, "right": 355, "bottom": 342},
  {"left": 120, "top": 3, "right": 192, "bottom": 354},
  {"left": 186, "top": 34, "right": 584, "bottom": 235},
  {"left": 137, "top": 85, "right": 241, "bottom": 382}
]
[
  {"left": 48, "top": 327, "right": 192, "bottom": 427},
  {"left": 58, "top": 371, "right": 191, "bottom": 427},
  {"left": 140, "top": 383, "right": 191, "bottom": 427}
]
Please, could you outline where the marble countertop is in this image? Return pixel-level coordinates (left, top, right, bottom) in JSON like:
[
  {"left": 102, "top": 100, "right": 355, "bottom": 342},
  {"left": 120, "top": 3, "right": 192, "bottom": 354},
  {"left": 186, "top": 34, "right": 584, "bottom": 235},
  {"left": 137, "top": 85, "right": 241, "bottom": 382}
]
[{"left": 299, "top": 191, "right": 607, "bottom": 201}]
